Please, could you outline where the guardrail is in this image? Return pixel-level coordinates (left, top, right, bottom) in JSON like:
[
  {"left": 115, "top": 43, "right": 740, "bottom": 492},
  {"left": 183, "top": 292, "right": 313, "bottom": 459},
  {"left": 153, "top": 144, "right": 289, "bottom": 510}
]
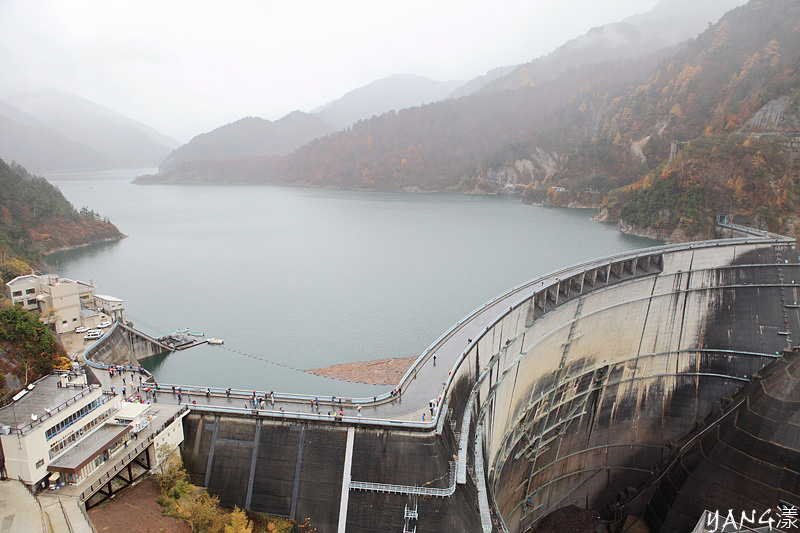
[
  {"left": 178, "top": 402, "right": 430, "bottom": 430},
  {"left": 73, "top": 229, "right": 797, "bottom": 445},
  {"left": 161, "top": 231, "right": 796, "bottom": 439},
  {"left": 80, "top": 322, "right": 119, "bottom": 369},
  {"left": 80, "top": 322, "right": 155, "bottom": 381}
]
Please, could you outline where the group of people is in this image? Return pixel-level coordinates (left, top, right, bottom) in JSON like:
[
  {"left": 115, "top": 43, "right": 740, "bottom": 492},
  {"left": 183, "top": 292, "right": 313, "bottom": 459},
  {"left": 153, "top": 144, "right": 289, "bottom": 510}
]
[
  {"left": 139, "top": 381, "right": 384, "bottom": 422},
  {"left": 107, "top": 363, "right": 161, "bottom": 405}
]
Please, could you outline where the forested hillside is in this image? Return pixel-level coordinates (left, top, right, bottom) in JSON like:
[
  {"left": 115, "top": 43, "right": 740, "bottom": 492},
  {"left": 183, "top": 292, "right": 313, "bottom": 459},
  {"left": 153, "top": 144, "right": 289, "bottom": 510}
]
[
  {"left": 159, "top": 112, "right": 334, "bottom": 173},
  {"left": 544, "top": 0, "right": 800, "bottom": 239},
  {"left": 0, "top": 305, "right": 69, "bottom": 399},
  {"left": 0, "top": 158, "right": 124, "bottom": 280}
]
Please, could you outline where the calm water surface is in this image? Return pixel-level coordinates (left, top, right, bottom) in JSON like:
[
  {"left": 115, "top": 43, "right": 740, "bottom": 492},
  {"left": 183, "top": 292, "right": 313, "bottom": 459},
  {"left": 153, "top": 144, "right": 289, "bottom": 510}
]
[{"left": 45, "top": 168, "right": 659, "bottom": 396}]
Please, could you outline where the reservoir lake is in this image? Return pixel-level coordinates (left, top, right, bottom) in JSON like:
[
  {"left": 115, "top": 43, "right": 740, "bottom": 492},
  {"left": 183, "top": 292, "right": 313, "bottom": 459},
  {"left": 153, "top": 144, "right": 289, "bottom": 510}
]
[{"left": 45, "top": 168, "right": 659, "bottom": 397}]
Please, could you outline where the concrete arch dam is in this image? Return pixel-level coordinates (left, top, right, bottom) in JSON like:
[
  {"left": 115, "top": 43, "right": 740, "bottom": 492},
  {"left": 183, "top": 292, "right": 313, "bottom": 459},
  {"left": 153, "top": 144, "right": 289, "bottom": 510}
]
[
  {"left": 171, "top": 232, "right": 800, "bottom": 532},
  {"left": 454, "top": 235, "right": 800, "bottom": 531}
]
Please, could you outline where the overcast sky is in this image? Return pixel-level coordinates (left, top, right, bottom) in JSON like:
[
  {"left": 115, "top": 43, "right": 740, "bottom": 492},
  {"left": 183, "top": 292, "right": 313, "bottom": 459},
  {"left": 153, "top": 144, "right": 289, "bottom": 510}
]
[{"left": 0, "top": 0, "right": 661, "bottom": 142}]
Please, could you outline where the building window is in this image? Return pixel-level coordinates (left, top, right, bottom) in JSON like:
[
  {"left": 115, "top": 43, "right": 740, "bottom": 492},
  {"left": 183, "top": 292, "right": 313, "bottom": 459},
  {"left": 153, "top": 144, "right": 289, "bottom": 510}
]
[
  {"left": 45, "top": 398, "right": 103, "bottom": 441},
  {"left": 12, "top": 291, "right": 22, "bottom": 297},
  {"left": 35, "top": 459, "right": 44, "bottom": 468},
  {"left": 27, "top": 299, "right": 37, "bottom": 306},
  {"left": 25, "top": 288, "right": 35, "bottom": 295}
]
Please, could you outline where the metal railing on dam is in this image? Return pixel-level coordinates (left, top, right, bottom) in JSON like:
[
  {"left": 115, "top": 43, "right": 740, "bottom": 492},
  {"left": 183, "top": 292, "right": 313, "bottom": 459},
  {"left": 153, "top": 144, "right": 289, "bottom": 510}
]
[{"left": 80, "top": 228, "right": 799, "bottom": 532}]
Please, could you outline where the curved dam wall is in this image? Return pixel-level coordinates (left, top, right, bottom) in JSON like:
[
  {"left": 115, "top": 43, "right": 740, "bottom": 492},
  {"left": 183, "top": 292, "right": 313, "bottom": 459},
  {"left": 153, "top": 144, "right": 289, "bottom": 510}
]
[
  {"left": 444, "top": 237, "right": 799, "bottom": 532},
  {"left": 83, "top": 322, "right": 170, "bottom": 368},
  {"left": 114, "top": 231, "right": 798, "bottom": 532}
]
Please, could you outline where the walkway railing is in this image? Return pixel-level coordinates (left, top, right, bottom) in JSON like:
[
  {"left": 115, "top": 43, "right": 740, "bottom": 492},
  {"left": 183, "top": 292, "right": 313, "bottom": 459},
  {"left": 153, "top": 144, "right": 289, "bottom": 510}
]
[
  {"left": 350, "top": 462, "right": 456, "bottom": 498},
  {"left": 175, "top": 402, "right": 429, "bottom": 430}
]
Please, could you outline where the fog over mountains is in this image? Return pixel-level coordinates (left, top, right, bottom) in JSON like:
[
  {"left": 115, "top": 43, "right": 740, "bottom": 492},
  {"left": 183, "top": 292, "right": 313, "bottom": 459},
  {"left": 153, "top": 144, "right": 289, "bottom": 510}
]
[
  {"left": 478, "top": 0, "right": 747, "bottom": 93},
  {"left": 160, "top": 75, "right": 464, "bottom": 173},
  {"left": 155, "top": 0, "right": 746, "bottom": 176},
  {"left": 0, "top": 91, "right": 179, "bottom": 173},
  {"left": 0, "top": 0, "right": 746, "bottom": 174}
]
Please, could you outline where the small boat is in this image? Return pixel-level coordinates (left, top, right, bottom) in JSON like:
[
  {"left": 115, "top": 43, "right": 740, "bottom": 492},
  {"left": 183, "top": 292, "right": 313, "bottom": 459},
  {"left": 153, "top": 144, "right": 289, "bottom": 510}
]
[
  {"left": 207, "top": 338, "right": 224, "bottom": 345},
  {"left": 188, "top": 331, "right": 205, "bottom": 337}
]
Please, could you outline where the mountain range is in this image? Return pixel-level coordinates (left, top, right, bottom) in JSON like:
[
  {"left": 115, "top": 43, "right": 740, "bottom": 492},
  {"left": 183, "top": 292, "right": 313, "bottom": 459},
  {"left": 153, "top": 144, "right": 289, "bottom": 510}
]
[
  {"left": 4, "top": 0, "right": 796, "bottom": 244},
  {"left": 0, "top": 91, "right": 179, "bottom": 173},
  {"left": 136, "top": 0, "right": 800, "bottom": 243},
  {"left": 144, "top": 0, "right": 748, "bottom": 180},
  {"left": 0, "top": 0, "right": 745, "bottom": 176}
]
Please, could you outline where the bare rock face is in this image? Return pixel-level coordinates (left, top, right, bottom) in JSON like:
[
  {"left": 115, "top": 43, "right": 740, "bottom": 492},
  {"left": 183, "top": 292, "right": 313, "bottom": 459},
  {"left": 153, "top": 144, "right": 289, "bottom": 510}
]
[{"left": 747, "top": 96, "right": 800, "bottom": 131}]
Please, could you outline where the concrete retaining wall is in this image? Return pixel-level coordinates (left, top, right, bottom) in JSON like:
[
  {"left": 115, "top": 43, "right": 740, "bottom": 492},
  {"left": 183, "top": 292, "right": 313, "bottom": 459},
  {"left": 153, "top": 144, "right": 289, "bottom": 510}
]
[
  {"left": 181, "top": 413, "right": 482, "bottom": 532},
  {"left": 83, "top": 323, "right": 169, "bottom": 368}
]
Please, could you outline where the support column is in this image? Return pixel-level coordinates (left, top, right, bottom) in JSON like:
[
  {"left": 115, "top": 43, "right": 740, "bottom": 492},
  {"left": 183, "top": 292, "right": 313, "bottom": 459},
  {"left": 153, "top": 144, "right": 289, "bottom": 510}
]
[
  {"left": 337, "top": 427, "right": 355, "bottom": 533},
  {"left": 204, "top": 415, "right": 220, "bottom": 488},
  {"left": 289, "top": 424, "right": 306, "bottom": 520},
  {"left": 245, "top": 419, "right": 262, "bottom": 511}
]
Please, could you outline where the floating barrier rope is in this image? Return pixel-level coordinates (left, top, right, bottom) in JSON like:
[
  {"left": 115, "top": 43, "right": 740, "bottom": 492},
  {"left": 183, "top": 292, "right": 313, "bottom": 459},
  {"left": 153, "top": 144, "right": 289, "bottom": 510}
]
[{"left": 219, "top": 345, "right": 380, "bottom": 386}]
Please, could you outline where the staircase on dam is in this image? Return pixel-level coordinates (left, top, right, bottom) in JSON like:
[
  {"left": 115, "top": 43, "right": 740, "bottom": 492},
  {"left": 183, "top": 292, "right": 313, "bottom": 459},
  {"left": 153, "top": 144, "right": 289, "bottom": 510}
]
[{"left": 81, "top": 224, "right": 800, "bottom": 532}]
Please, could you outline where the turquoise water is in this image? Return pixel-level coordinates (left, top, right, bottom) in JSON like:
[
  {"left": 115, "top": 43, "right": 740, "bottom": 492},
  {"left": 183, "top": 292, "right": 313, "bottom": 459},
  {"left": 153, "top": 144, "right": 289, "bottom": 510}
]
[{"left": 45, "top": 169, "right": 659, "bottom": 396}]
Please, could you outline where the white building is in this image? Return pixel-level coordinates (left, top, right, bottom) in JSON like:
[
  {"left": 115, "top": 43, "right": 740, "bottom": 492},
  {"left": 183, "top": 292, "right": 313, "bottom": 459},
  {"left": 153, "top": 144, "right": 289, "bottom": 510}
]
[
  {"left": 0, "top": 368, "right": 186, "bottom": 492},
  {"left": 94, "top": 294, "right": 125, "bottom": 323},
  {"left": 0, "top": 370, "right": 121, "bottom": 488},
  {"left": 5, "top": 274, "right": 43, "bottom": 312},
  {"left": 5, "top": 274, "right": 123, "bottom": 334}
]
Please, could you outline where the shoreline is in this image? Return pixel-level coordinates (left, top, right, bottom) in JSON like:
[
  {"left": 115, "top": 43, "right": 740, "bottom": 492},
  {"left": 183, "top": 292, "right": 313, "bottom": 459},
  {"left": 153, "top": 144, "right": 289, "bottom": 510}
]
[
  {"left": 43, "top": 234, "right": 127, "bottom": 263},
  {"left": 308, "top": 356, "right": 418, "bottom": 386}
]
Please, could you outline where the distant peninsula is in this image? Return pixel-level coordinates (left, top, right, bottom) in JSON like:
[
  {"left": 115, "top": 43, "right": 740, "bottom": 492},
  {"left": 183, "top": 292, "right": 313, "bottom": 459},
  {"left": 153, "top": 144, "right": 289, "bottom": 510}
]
[{"left": 0, "top": 157, "right": 125, "bottom": 279}]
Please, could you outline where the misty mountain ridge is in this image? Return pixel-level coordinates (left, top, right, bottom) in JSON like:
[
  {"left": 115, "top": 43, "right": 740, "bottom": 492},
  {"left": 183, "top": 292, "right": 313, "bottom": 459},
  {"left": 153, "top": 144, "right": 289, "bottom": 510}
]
[
  {"left": 159, "top": 112, "right": 333, "bottom": 173},
  {"left": 137, "top": 0, "right": 800, "bottom": 244},
  {"left": 0, "top": 90, "right": 178, "bottom": 173},
  {"left": 156, "top": 0, "right": 744, "bottom": 175},
  {"left": 160, "top": 74, "right": 466, "bottom": 172},
  {"left": 314, "top": 74, "right": 465, "bottom": 131},
  {"left": 0, "top": 98, "right": 109, "bottom": 172},
  {"left": 0, "top": 0, "right": 756, "bottom": 176},
  {"left": 478, "top": 0, "right": 748, "bottom": 93}
]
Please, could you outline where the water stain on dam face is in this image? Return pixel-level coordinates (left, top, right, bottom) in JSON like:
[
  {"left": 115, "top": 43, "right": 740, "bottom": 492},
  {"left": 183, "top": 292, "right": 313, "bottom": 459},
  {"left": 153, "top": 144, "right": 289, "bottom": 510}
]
[{"left": 487, "top": 241, "right": 800, "bottom": 532}]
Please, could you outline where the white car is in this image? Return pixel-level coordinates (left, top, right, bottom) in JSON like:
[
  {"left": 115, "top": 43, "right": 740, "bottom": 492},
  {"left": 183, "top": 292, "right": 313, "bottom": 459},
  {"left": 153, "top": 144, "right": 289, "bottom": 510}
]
[
  {"left": 84, "top": 331, "right": 103, "bottom": 341},
  {"left": 98, "top": 321, "right": 112, "bottom": 328},
  {"left": 74, "top": 326, "right": 89, "bottom": 334}
]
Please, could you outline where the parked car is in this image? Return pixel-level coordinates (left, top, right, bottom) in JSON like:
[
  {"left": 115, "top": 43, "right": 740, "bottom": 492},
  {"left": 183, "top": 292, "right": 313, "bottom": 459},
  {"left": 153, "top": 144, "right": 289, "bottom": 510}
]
[
  {"left": 98, "top": 321, "right": 112, "bottom": 328},
  {"left": 84, "top": 331, "right": 103, "bottom": 341},
  {"left": 74, "top": 326, "right": 89, "bottom": 334}
]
